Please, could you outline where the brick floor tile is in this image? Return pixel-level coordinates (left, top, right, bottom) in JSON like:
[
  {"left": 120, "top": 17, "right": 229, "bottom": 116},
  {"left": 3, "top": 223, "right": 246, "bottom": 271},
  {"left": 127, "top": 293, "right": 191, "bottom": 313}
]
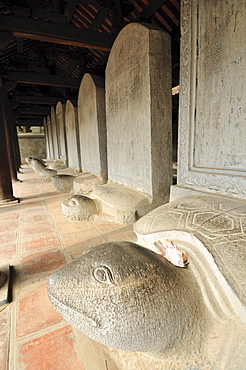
[
  {"left": 0, "top": 306, "right": 9, "bottom": 332},
  {"left": 103, "top": 225, "right": 137, "bottom": 242},
  {"left": 0, "top": 210, "right": 19, "bottom": 222},
  {"left": 45, "top": 204, "right": 63, "bottom": 215},
  {"left": 46, "top": 200, "right": 63, "bottom": 209},
  {"left": 0, "top": 243, "right": 16, "bottom": 263},
  {"left": 57, "top": 221, "right": 94, "bottom": 235},
  {"left": 20, "top": 232, "right": 61, "bottom": 254},
  {"left": 18, "top": 248, "right": 67, "bottom": 280},
  {"left": 20, "top": 206, "right": 47, "bottom": 215},
  {"left": 92, "top": 221, "right": 124, "bottom": 233},
  {"left": 18, "top": 326, "right": 84, "bottom": 370},
  {"left": 62, "top": 229, "right": 103, "bottom": 248},
  {"left": 20, "top": 213, "right": 50, "bottom": 224},
  {"left": 20, "top": 201, "right": 46, "bottom": 210},
  {"left": 19, "top": 221, "right": 54, "bottom": 238},
  {"left": 21, "top": 190, "right": 42, "bottom": 197},
  {"left": 0, "top": 332, "right": 8, "bottom": 370},
  {"left": 51, "top": 213, "right": 69, "bottom": 223},
  {"left": 16, "top": 284, "right": 63, "bottom": 337},
  {"left": 0, "top": 220, "right": 18, "bottom": 233},
  {"left": 0, "top": 232, "right": 16, "bottom": 245},
  {"left": 67, "top": 236, "right": 106, "bottom": 260}
]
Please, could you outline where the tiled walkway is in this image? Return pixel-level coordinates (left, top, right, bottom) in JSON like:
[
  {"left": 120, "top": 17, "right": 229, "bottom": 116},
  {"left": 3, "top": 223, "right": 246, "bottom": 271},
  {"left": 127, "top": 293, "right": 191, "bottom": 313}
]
[{"left": 0, "top": 166, "right": 137, "bottom": 370}]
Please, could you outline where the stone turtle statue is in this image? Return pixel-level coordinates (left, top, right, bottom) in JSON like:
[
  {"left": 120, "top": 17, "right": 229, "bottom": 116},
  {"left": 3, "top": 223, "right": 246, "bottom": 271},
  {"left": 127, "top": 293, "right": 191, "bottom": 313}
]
[
  {"left": 48, "top": 241, "right": 205, "bottom": 352},
  {"left": 25, "top": 157, "right": 47, "bottom": 174}
]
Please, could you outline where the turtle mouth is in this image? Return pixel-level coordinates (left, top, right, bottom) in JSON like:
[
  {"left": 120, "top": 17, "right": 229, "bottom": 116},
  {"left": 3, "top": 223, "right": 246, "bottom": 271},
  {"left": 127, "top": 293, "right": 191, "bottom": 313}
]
[{"left": 48, "top": 293, "right": 101, "bottom": 328}]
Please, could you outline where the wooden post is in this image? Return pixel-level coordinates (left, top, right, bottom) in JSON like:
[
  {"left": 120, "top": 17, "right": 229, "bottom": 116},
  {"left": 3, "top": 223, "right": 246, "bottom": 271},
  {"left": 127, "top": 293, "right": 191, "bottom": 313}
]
[{"left": 0, "top": 87, "right": 18, "bottom": 202}]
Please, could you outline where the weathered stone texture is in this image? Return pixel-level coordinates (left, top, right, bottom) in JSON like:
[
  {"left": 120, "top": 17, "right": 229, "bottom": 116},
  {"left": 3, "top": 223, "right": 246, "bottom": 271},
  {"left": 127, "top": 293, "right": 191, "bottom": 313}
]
[
  {"left": 175, "top": 0, "right": 246, "bottom": 198},
  {"left": 65, "top": 100, "right": 81, "bottom": 171},
  {"left": 56, "top": 102, "right": 67, "bottom": 161},
  {"left": 43, "top": 117, "right": 50, "bottom": 159},
  {"left": 106, "top": 23, "right": 172, "bottom": 202},
  {"left": 134, "top": 195, "right": 246, "bottom": 307},
  {"left": 48, "top": 241, "right": 204, "bottom": 352},
  {"left": 51, "top": 106, "right": 59, "bottom": 160},
  {"left": 62, "top": 194, "right": 97, "bottom": 221},
  {"left": 51, "top": 174, "right": 74, "bottom": 193},
  {"left": 19, "top": 136, "right": 46, "bottom": 165},
  {"left": 78, "top": 74, "right": 107, "bottom": 180},
  {"left": 46, "top": 115, "right": 54, "bottom": 160}
]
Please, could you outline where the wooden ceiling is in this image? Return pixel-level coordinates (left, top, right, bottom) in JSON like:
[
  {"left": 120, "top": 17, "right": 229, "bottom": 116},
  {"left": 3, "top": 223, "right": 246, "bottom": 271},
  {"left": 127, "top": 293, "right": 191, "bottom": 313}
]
[{"left": 0, "top": 0, "right": 180, "bottom": 127}]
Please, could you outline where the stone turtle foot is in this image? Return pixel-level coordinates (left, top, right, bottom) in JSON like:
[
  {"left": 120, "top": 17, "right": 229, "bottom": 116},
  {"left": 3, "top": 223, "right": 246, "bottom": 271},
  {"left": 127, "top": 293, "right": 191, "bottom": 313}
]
[{"left": 62, "top": 194, "right": 97, "bottom": 221}]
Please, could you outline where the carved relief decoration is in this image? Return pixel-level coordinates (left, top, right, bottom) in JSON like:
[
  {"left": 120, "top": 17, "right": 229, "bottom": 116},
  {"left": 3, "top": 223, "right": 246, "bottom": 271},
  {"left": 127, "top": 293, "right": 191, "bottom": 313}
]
[{"left": 178, "top": 0, "right": 246, "bottom": 198}]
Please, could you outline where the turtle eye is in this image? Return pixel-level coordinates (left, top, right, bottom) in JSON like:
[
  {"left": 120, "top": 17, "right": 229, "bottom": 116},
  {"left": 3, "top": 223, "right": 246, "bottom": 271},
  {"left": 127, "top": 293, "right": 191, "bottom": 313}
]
[{"left": 93, "top": 266, "right": 114, "bottom": 284}]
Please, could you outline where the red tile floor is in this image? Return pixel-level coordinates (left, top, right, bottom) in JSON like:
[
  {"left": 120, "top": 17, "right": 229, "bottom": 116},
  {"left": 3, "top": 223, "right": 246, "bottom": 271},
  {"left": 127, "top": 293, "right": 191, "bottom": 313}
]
[{"left": 0, "top": 166, "right": 137, "bottom": 370}]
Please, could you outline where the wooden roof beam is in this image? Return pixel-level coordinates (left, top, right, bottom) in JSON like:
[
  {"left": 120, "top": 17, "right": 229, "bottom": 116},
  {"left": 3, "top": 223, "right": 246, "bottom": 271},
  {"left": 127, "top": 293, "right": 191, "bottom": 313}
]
[
  {"left": 14, "top": 107, "right": 51, "bottom": 116},
  {"left": 0, "top": 14, "right": 114, "bottom": 51},
  {"left": 16, "top": 118, "right": 44, "bottom": 126},
  {"left": 10, "top": 95, "right": 67, "bottom": 105},
  {"left": 3, "top": 71, "right": 80, "bottom": 88},
  {"left": 135, "top": 0, "right": 168, "bottom": 21}
]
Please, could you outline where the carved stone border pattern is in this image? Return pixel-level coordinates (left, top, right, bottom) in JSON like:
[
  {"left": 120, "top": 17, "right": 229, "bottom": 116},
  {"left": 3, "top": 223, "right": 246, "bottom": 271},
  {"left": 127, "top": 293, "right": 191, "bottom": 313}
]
[{"left": 177, "top": 0, "right": 246, "bottom": 198}]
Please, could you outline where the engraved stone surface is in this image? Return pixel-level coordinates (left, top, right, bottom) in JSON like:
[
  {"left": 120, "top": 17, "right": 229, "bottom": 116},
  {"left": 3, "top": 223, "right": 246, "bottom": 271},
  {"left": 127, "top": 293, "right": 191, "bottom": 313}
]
[
  {"left": 174, "top": 0, "right": 246, "bottom": 199},
  {"left": 56, "top": 102, "right": 67, "bottom": 161},
  {"left": 62, "top": 194, "right": 97, "bottom": 221},
  {"left": 51, "top": 174, "right": 75, "bottom": 193},
  {"left": 65, "top": 100, "right": 81, "bottom": 171},
  {"left": 78, "top": 74, "right": 107, "bottom": 181},
  {"left": 134, "top": 195, "right": 246, "bottom": 306},
  {"left": 48, "top": 241, "right": 204, "bottom": 352},
  {"left": 51, "top": 106, "right": 59, "bottom": 160},
  {"left": 106, "top": 22, "right": 172, "bottom": 203},
  {"left": 19, "top": 136, "right": 46, "bottom": 165},
  {"left": 46, "top": 115, "right": 54, "bottom": 160},
  {"left": 69, "top": 23, "right": 172, "bottom": 224}
]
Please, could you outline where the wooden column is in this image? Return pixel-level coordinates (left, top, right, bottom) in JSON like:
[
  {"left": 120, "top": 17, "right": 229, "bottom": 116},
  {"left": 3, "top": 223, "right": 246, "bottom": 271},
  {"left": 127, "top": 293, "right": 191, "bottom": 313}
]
[
  {"left": 10, "top": 111, "right": 22, "bottom": 173},
  {"left": 1, "top": 89, "right": 19, "bottom": 182},
  {"left": 0, "top": 87, "right": 18, "bottom": 202}
]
